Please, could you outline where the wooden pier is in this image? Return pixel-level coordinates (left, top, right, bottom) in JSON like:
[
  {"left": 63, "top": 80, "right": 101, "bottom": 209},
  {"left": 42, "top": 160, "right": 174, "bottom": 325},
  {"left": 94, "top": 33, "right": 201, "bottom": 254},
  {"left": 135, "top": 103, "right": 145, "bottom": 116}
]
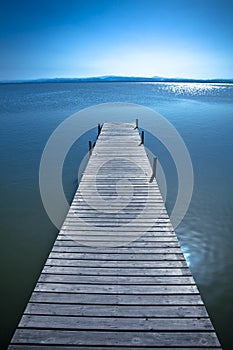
[{"left": 8, "top": 122, "right": 221, "bottom": 349}]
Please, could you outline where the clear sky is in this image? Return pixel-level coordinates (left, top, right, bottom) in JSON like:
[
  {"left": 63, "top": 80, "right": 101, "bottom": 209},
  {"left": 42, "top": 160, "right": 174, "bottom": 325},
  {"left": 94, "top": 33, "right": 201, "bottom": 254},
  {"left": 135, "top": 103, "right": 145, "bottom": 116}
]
[{"left": 0, "top": 0, "right": 232, "bottom": 80}]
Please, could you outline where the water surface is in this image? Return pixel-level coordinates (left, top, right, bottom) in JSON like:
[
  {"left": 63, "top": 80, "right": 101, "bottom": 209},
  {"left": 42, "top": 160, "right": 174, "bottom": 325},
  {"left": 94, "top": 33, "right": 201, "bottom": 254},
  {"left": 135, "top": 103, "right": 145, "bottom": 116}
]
[{"left": 0, "top": 82, "right": 232, "bottom": 349}]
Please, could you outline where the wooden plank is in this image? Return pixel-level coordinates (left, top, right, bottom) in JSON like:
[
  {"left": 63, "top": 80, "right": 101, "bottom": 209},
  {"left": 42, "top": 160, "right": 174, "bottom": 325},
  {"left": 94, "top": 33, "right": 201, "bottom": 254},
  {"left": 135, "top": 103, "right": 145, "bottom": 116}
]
[
  {"left": 60, "top": 226, "right": 174, "bottom": 232},
  {"left": 64, "top": 219, "right": 171, "bottom": 224},
  {"left": 53, "top": 238, "right": 180, "bottom": 246},
  {"left": 10, "top": 329, "right": 221, "bottom": 347},
  {"left": 66, "top": 213, "right": 167, "bottom": 218},
  {"left": 50, "top": 247, "right": 183, "bottom": 253},
  {"left": 19, "top": 315, "right": 213, "bottom": 331},
  {"left": 45, "top": 259, "right": 188, "bottom": 268},
  {"left": 68, "top": 207, "right": 167, "bottom": 211},
  {"left": 30, "top": 292, "right": 205, "bottom": 305},
  {"left": 25, "top": 303, "right": 208, "bottom": 317},
  {"left": 56, "top": 236, "right": 180, "bottom": 242},
  {"left": 42, "top": 266, "right": 191, "bottom": 276},
  {"left": 38, "top": 274, "right": 195, "bottom": 285},
  {"left": 34, "top": 283, "right": 199, "bottom": 294},
  {"left": 48, "top": 252, "right": 185, "bottom": 260},
  {"left": 54, "top": 240, "right": 181, "bottom": 247},
  {"left": 60, "top": 227, "right": 175, "bottom": 233}
]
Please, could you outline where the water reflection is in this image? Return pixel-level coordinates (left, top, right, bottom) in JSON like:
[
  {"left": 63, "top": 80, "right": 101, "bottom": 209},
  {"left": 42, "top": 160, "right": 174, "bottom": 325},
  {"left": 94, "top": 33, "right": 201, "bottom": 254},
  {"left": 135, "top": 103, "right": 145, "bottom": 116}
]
[{"left": 158, "top": 82, "right": 226, "bottom": 97}]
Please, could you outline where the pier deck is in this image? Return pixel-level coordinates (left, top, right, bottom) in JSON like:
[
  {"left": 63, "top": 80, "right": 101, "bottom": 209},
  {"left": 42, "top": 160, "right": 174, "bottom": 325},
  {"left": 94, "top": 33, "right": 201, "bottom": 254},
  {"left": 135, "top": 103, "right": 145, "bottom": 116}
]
[{"left": 8, "top": 122, "right": 221, "bottom": 349}]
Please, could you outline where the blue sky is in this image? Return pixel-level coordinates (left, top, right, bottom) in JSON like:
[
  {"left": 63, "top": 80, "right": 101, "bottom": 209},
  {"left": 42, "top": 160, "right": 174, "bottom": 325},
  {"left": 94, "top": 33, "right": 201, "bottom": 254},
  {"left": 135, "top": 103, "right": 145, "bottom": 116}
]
[{"left": 0, "top": 0, "right": 232, "bottom": 80}]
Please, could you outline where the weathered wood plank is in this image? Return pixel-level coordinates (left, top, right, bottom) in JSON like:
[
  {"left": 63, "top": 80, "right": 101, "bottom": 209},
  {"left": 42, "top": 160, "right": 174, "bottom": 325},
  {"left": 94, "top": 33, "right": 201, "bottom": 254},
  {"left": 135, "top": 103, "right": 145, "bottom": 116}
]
[
  {"left": 45, "top": 259, "right": 188, "bottom": 268},
  {"left": 48, "top": 252, "right": 185, "bottom": 260},
  {"left": 66, "top": 211, "right": 169, "bottom": 216},
  {"left": 51, "top": 247, "right": 183, "bottom": 254},
  {"left": 19, "top": 315, "right": 213, "bottom": 331},
  {"left": 42, "top": 266, "right": 191, "bottom": 276},
  {"left": 56, "top": 236, "right": 180, "bottom": 242},
  {"left": 30, "top": 292, "right": 205, "bottom": 305},
  {"left": 59, "top": 228, "right": 175, "bottom": 233},
  {"left": 60, "top": 224, "right": 174, "bottom": 231},
  {"left": 54, "top": 240, "right": 180, "bottom": 247},
  {"left": 25, "top": 303, "right": 208, "bottom": 317},
  {"left": 38, "top": 274, "right": 195, "bottom": 285},
  {"left": 53, "top": 238, "right": 179, "bottom": 247},
  {"left": 34, "top": 283, "right": 199, "bottom": 294},
  {"left": 11, "top": 329, "right": 221, "bottom": 347}
]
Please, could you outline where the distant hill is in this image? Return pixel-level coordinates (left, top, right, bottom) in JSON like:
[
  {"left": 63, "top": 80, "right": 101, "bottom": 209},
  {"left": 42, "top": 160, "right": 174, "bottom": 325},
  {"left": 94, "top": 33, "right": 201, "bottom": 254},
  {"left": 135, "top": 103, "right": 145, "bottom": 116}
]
[{"left": 1, "top": 75, "right": 233, "bottom": 84}]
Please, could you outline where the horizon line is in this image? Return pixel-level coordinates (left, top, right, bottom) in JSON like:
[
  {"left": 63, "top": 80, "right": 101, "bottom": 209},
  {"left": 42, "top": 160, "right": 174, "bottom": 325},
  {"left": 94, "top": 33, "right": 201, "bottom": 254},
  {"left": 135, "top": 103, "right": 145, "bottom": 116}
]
[{"left": 1, "top": 75, "right": 233, "bottom": 83}]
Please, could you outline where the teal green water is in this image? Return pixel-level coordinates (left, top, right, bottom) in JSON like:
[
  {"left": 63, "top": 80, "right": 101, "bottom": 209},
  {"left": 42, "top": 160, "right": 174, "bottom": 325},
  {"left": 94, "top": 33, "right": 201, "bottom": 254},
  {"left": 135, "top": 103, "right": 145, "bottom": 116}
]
[{"left": 0, "top": 82, "right": 232, "bottom": 349}]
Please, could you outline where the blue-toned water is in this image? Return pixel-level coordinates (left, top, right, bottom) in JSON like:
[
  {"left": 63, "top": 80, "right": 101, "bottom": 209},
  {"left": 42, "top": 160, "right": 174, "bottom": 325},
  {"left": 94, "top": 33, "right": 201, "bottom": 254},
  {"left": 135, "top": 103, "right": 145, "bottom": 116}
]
[{"left": 0, "top": 82, "right": 232, "bottom": 349}]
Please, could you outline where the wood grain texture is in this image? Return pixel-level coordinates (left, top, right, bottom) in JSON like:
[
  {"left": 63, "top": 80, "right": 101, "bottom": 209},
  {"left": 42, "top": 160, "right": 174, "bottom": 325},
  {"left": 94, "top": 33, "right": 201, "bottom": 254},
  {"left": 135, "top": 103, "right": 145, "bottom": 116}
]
[{"left": 10, "top": 329, "right": 221, "bottom": 347}]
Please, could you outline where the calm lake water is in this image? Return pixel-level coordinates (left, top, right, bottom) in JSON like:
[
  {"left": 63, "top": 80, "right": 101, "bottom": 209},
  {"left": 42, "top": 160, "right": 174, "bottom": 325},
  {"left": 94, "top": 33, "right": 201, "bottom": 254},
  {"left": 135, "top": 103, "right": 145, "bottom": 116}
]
[{"left": 0, "top": 82, "right": 233, "bottom": 349}]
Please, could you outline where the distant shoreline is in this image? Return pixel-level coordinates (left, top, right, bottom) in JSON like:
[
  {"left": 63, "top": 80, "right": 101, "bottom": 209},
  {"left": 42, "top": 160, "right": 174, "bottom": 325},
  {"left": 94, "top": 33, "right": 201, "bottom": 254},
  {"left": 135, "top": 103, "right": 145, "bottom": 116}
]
[{"left": 1, "top": 76, "right": 233, "bottom": 84}]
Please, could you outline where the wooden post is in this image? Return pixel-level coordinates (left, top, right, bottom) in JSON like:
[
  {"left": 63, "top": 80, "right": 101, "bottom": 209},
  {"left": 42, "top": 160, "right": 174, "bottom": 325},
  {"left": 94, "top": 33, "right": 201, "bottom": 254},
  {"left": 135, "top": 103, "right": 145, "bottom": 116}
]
[
  {"left": 141, "top": 130, "right": 144, "bottom": 145},
  {"left": 89, "top": 141, "right": 92, "bottom": 155},
  {"left": 149, "top": 157, "right": 157, "bottom": 183},
  {"left": 153, "top": 157, "right": 157, "bottom": 177},
  {"left": 98, "top": 123, "right": 101, "bottom": 136},
  {"left": 135, "top": 118, "right": 138, "bottom": 129}
]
